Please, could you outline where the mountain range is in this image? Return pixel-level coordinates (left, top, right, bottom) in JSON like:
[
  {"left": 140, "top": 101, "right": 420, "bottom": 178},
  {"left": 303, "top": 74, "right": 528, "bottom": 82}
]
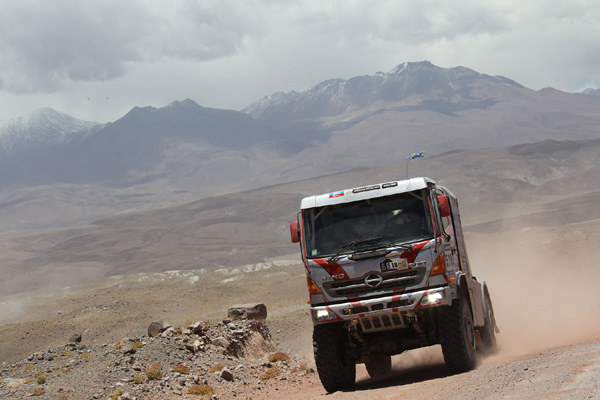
[
  {"left": 1, "top": 61, "right": 600, "bottom": 233},
  {"left": 4, "top": 60, "right": 600, "bottom": 394}
]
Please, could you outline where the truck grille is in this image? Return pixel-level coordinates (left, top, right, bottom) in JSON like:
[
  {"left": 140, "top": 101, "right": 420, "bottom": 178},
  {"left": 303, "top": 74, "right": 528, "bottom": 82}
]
[{"left": 324, "top": 267, "right": 426, "bottom": 298}]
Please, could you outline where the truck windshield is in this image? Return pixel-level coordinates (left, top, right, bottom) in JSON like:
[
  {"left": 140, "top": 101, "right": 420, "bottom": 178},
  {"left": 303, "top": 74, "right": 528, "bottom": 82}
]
[{"left": 303, "top": 189, "right": 434, "bottom": 259}]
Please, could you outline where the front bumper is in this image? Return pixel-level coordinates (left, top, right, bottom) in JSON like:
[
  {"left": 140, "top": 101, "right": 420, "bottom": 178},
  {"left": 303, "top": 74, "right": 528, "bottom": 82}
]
[{"left": 310, "top": 286, "right": 451, "bottom": 330}]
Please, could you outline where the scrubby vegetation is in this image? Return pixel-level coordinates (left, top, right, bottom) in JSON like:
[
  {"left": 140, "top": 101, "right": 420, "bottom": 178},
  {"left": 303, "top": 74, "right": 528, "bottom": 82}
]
[
  {"left": 133, "top": 373, "right": 145, "bottom": 384},
  {"left": 268, "top": 351, "right": 290, "bottom": 362},
  {"left": 171, "top": 364, "right": 191, "bottom": 374},
  {"left": 36, "top": 374, "right": 46, "bottom": 385},
  {"left": 208, "top": 363, "right": 225, "bottom": 373},
  {"left": 107, "top": 387, "right": 124, "bottom": 399},
  {"left": 290, "top": 362, "right": 309, "bottom": 373},
  {"left": 259, "top": 366, "right": 280, "bottom": 381},
  {"left": 145, "top": 363, "right": 162, "bottom": 380},
  {"left": 187, "top": 384, "right": 215, "bottom": 397}
]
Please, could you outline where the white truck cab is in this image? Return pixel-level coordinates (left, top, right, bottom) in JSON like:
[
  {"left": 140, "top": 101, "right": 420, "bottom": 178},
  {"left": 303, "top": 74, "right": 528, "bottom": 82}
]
[{"left": 290, "top": 177, "right": 498, "bottom": 393}]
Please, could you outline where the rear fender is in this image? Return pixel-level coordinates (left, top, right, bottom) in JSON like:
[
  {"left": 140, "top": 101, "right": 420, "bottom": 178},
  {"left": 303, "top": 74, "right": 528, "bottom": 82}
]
[{"left": 482, "top": 283, "right": 500, "bottom": 333}]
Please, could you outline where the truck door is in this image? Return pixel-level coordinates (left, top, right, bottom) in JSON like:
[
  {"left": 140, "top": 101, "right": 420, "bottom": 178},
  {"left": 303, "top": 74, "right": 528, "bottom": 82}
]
[
  {"left": 434, "top": 189, "right": 459, "bottom": 273},
  {"left": 448, "top": 195, "right": 471, "bottom": 274}
]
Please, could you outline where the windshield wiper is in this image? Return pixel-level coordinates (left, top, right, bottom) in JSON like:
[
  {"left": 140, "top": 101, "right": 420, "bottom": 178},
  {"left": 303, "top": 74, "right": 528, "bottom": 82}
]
[
  {"left": 377, "top": 242, "right": 413, "bottom": 252},
  {"left": 328, "top": 237, "right": 383, "bottom": 263},
  {"left": 328, "top": 238, "right": 415, "bottom": 263}
]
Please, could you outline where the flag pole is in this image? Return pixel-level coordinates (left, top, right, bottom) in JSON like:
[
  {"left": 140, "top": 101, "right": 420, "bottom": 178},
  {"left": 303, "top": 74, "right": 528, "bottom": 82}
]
[{"left": 405, "top": 151, "right": 425, "bottom": 179}]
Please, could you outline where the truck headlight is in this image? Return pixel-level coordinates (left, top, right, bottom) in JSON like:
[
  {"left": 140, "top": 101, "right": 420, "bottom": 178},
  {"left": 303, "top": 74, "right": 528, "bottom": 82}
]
[
  {"left": 420, "top": 291, "right": 445, "bottom": 306},
  {"left": 313, "top": 309, "right": 337, "bottom": 321}
]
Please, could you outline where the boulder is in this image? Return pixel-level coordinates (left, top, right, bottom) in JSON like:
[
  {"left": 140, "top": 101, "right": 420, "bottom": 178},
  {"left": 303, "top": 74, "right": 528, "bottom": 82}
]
[
  {"left": 211, "top": 336, "right": 230, "bottom": 349},
  {"left": 185, "top": 339, "right": 203, "bottom": 353},
  {"left": 220, "top": 367, "right": 234, "bottom": 381},
  {"left": 147, "top": 321, "right": 172, "bottom": 337},
  {"left": 161, "top": 327, "right": 176, "bottom": 338},
  {"left": 117, "top": 340, "right": 137, "bottom": 355},
  {"left": 189, "top": 321, "right": 206, "bottom": 335},
  {"left": 227, "top": 303, "right": 267, "bottom": 321},
  {"left": 69, "top": 333, "right": 82, "bottom": 343}
]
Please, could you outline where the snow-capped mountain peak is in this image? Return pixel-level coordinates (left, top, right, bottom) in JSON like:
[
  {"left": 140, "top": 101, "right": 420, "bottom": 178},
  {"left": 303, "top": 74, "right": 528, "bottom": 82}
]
[
  {"left": 241, "top": 61, "right": 524, "bottom": 122},
  {"left": 583, "top": 88, "right": 600, "bottom": 97},
  {"left": 0, "top": 108, "right": 100, "bottom": 152}
]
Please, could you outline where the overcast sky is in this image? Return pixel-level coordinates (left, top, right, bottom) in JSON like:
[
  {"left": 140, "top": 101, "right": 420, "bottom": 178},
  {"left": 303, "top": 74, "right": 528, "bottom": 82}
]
[{"left": 0, "top": 0, "right": 598, "bottom": 123}]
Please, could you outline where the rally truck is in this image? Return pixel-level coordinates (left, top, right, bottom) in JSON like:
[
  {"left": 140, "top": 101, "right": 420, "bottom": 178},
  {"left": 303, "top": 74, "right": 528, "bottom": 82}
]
[{"left": 289, "top": 177, "right": 498, "bottom": 393}]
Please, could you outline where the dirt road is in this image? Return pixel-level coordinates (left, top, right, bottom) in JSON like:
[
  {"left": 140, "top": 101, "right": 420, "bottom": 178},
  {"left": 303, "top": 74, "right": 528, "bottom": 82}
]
[{"left": 244, "top": 336, "right": 600, "bottom": 400}]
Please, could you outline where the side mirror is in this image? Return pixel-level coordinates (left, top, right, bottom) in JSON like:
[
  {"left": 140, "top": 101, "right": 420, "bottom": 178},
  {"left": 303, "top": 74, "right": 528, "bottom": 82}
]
[
  {"left": 290, "top": 221, "right": 300, "bottom": 243},
  {"left": 437, "top": 195, "right": 450, "bottom": 218}
]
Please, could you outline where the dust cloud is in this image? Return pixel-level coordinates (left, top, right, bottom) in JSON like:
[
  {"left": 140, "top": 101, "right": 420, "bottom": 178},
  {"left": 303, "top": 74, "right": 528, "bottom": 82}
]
[
  {"left": 468, "top": 223, "right": 600, "bottom": 359},
  {"left": 292, "top": 220, "right": 600, "bottom": 380},
  {"left": 383, "top": 221, "right": 600, "bottom": 375},
  {"left": 0, "top": 298, "right": 28, "bottom": 324},
  {"left": 390, "top": 346, "right": 444, "bottom": 373}
]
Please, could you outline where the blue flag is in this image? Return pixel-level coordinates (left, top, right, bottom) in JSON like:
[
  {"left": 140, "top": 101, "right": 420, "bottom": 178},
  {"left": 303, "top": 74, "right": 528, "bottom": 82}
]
[{"left": 407, "top": 151, "right": 425, "bottom": 161}]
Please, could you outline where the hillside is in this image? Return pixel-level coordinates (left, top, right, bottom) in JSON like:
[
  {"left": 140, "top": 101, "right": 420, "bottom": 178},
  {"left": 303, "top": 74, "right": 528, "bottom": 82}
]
[
  {"left": 1, "top": 62, "right": 600, "bottom": 234},
  {"left": 1, "top": 136, "right": 600, "bottom": 398},
  {"left": 3, "top": 136, "right": 600, "bottom": 297}
]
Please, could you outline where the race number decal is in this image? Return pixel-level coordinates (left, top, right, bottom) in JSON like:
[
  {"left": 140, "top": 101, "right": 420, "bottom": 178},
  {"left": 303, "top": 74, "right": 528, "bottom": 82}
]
[{"left": 380, "top": 258, "right": 408, "bottom": 272}]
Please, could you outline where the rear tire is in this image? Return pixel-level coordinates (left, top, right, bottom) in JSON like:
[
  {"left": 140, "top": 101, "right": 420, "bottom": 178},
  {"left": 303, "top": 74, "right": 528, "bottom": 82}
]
[
  {"left": 365, "top": 354, "right": 392, "bottom": 378},
  {"left": 479, "top": 294, "right": 498, "bottom": 354},
  {"left": 313, "top": 322, "right": 356, "bottom": 393},
  {"left": 438, "top": 298, "right": 477, "bottom": 373}
]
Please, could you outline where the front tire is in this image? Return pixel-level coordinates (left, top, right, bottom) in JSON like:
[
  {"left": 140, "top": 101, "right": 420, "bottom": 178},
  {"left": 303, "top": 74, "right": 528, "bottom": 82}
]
[
  {"left": 438, "top": 298, "right": 477, "bottom": 373},
  {"left": 313, "top": 322, "right": 356, "bottom": 393},
  {"left": 365, "top": 354, "right": 392, "bottom": 378}
]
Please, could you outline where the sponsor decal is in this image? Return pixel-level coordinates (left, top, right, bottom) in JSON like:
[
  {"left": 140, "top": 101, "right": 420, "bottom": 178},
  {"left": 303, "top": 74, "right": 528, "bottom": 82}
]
[
  {"left": 314, "top": 258, "right": 349, "bottom": 281},
  {"left": 329, "top": 191, "right": 345, "bottom": 198},
  {"left": 409, "top": 261, "right": 426, "bottom": 268},
  {"left": 322, "top": 273, "right": 346, "bottom": 282},
  {"left": 352, "top": 185, "right": 380, "bottom": 194},
  {"left": 401, "top": 240, "right": 428, "bottom": 264}
]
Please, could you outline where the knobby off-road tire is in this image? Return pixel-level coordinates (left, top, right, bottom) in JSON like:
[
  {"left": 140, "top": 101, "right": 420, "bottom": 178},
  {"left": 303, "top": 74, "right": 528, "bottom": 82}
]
[
  {"left": 365, "top": 354, "right": 392, "bottom": 378},
  {"left": 313, "top": 322, "right": 356, "bottom": 393},
  {"left": 438, "top": 298, "right": 477, "bottom": 373},
  {"left": 479, "top": 294, "right": 498, "bottom": 354}
]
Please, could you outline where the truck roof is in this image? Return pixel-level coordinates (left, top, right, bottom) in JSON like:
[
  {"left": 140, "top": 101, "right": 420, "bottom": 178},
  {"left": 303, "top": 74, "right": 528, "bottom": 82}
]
[{"left": 300, "top": 177, "right": 436, "bottom": 209}]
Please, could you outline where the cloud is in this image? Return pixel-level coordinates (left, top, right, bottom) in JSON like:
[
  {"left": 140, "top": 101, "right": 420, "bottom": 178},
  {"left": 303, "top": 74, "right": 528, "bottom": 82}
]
[
  {"left": 290, "top": 1, "right": 509, "bottom": 45},
  {"left": 154, "top": 0, "right": 264, "bottom": 61},
  {"left": 0, "top": 0, "right": 516, "bottom": 95},
  {"left": 0, "top": 0, "right": 262, "bottom": 93},
  {"left": 0, "top": 1, "right": 145, "bottom": 92},
  {"left": 0, "top": 0, "right": 599, "bottom": 121}
]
